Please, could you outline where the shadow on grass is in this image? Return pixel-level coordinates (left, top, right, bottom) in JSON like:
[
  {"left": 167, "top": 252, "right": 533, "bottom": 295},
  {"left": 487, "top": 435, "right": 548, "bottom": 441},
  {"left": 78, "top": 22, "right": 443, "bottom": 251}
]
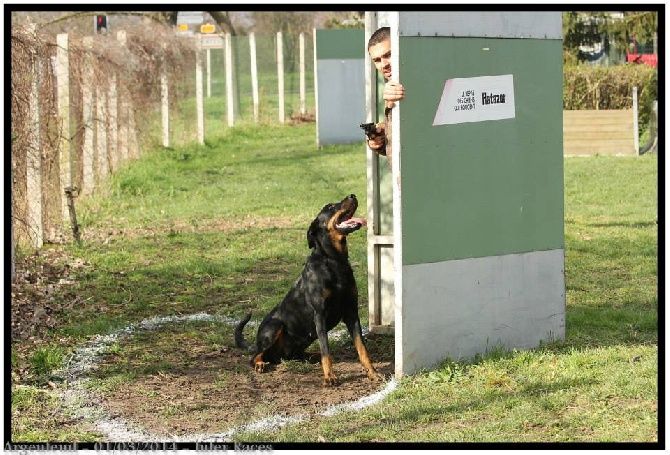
[
  {"left": 397, "top": 376, "right": 599, "bottom": 423},
  {"left": 57, "top": 227, "right": 369, "bottom": 343},
  {"left": 586, "top": 221, "right": 657, "bottom": 229},
  {"left": 561, "top": 229, "right": 657, "bottom": 351}
]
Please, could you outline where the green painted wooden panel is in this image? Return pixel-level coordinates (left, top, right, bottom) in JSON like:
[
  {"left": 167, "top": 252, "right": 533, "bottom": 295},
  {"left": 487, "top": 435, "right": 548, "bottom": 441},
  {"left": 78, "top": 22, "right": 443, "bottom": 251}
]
[
  {"left": 399, "top": 37, "right": 564, "bottom": 266},
  {"left": 316, "top": 29, "right": 365, "bottom": 60}
]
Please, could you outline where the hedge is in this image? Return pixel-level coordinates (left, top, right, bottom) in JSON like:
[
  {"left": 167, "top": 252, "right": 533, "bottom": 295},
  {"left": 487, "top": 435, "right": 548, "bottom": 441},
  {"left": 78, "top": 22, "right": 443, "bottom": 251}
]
[{"left": 563, "top": 64, "right": 657, "bottom": 132}]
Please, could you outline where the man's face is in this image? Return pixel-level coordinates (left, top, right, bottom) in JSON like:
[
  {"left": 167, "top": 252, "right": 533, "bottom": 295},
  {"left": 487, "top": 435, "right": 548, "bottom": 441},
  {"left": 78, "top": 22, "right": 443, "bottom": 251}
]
[{"left": 368, "top": 38, "right": 392, "bottom": 80}]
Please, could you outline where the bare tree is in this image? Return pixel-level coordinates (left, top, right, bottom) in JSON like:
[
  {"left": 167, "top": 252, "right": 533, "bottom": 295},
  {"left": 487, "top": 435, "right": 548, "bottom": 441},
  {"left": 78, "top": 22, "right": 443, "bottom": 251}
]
[{"left": 207, "top": 11, "right": 237, "bottom": 35}]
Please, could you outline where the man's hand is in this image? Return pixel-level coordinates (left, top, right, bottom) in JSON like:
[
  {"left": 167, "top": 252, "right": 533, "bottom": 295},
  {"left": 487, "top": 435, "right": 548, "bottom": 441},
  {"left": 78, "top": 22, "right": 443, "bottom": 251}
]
[
  {"left": 383, "top": 81, "right": 405, "bottom": 109},
  {"left": 367, "top": 123, "right": 385, "bottom": 151}
]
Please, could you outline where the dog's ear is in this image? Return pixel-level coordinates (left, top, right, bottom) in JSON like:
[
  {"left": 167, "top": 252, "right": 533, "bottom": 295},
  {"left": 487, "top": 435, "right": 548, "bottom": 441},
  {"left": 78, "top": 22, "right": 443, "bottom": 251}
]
[{"left": 307, "top": 218, "right": 319, "bottom": 249}]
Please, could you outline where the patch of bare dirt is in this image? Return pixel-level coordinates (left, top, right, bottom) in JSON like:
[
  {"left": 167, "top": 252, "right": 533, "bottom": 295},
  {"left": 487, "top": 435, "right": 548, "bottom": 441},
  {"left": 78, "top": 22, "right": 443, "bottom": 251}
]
[
  {"left": 11, "top": 248, "right": 90, "bottom": 343},
  {"left": 94, "top": 324, "right": 394, "bottom": 437},
  {"left": 81, "top": 216, "right": 298, "bottom": 243},
  {"left": 289, "top": 112, "right": 316, "bottom": 124}
]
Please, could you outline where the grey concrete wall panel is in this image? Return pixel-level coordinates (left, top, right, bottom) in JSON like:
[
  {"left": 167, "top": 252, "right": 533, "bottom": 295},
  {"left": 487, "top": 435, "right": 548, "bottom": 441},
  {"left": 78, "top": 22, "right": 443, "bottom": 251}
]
[
  {"left": 398, "top": 12, "right": 562, "bottom": 39},
  {"left": 316, "top": 59, "right": 366, "bottom": 145},
  {"left": 399, "top": 249, "right": 566, "bottom": 375}
]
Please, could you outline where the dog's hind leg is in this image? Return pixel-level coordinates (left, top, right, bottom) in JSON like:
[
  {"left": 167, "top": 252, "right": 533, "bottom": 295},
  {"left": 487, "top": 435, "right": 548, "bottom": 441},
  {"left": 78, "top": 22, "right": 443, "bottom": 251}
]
[{"left": 251, "top": 319, "right": 285, "bottom": 373}]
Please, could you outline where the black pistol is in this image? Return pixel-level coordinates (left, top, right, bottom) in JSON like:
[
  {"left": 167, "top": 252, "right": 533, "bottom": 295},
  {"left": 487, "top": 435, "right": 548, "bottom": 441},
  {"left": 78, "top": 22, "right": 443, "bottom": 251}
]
[{"left": 359, "top": 122, "right": 378, "bottom": 140}]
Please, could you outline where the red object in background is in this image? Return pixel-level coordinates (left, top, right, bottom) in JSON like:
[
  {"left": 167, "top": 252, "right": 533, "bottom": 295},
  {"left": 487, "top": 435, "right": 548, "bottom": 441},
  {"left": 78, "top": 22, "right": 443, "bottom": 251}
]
[
  {"left": 96, "top": 15, "right": 107, "bottom": 33},
  {"left": 626, "top": 53, "right": 658, "bottom": 68}
]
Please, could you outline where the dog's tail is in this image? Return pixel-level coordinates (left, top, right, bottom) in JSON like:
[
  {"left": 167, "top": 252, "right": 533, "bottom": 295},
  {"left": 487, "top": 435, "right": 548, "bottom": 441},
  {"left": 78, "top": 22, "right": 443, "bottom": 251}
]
[{"left": 234, "top": 312, "right": 254, "bottom": 352}]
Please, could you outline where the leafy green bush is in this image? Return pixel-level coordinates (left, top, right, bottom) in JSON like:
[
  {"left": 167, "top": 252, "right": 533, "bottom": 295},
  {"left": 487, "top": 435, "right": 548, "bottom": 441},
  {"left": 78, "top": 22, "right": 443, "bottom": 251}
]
[{"left": 564, "top": 64, "right": 657, "bottom": 132}]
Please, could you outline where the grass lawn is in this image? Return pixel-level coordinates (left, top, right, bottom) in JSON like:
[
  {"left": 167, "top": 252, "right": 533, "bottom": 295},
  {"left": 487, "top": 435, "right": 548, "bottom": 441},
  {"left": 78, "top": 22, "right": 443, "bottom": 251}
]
[{"left": 11, "top": 122, "right": 658, "bottom": 443}]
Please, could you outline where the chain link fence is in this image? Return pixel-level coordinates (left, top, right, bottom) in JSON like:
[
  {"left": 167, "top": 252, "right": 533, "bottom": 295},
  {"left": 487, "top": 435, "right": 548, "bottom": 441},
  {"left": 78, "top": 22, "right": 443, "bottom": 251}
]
[{"left": 11, "top": 23, "right": 317, "bottom": 257}]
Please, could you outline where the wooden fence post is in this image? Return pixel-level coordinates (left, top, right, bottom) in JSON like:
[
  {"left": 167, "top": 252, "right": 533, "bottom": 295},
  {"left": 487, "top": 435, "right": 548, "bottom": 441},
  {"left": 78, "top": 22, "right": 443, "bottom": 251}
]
[
  {"left": 161, "top": 48, "right": 170, "bottom": 148},
  {"left": 27, "top": 23, "right": 43, "bottom": 247},
  {"left": 128, "top": 104, "right": 139, "bottom": 159},
  {"left": 225, "top": 33, "right": 235, "bottom": 127},
  {"left": 652, "top": 100, "right": 658, "bottom": 153},
  {"left": 81, "top": 36, "right": 95, "bottom": 196},
  {"left": 206, "top": 48, "right": 212, "bottom": 98},
  {"left": 116, "top": 30, "right": 129, "bottom": 163},
  {"left": 121, "top": 32, "right": 140, "bottom": 160},
  {"left": 249, "top": 32, "right": 259, "bottom": 123},
  {"left": 108, "top": 74, "right": 118, "bottom": 171},
  {"left": 55, "top": 33, "right": 72, "bottom": 225},
  {"left": 632, "top": 86, "right": 639, "bottom": 155},
  {"left": 277, "top": 31, "right": 285, "bottom": 124},
  {"left": 299, "top": 32, "right": 306, "bottom": 115},
  {"left": 96, "top": 85, "right": 109, "bottom": 180},
  {"left": 196, "top": 40, "right": 205, "bottom": 144}
]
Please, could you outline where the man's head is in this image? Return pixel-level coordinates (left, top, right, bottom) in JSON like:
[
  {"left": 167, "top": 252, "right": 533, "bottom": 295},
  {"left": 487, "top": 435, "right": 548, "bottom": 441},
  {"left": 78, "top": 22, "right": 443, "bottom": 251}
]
[{"left": 367, "top": 27, "right": 391, "bottom": 80}]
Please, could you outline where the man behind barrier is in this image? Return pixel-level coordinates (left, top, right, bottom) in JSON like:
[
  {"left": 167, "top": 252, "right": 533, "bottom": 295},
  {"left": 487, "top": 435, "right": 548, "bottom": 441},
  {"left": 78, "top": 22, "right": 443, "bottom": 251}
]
[{"left": 365, "top": 27, "right": 405, "bottom": 167}]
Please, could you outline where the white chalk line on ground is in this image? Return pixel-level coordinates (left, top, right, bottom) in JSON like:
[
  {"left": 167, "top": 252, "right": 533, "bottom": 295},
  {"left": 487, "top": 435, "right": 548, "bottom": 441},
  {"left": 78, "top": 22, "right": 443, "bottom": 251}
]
[{"left": 58, "top": 313, "right": 397, "bottom": 442}]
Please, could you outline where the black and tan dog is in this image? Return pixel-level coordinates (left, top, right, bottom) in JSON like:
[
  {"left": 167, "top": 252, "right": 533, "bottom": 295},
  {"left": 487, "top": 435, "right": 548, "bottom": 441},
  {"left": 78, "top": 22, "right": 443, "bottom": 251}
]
[{"left": 235, "top": 194, "right": 381, "bottom": 386}]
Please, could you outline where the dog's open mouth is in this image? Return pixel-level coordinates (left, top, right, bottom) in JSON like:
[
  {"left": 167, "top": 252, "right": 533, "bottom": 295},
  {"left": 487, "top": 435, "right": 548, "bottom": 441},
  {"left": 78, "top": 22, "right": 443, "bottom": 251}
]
[
  {"left": 336, "top": 216, "right": 367, "bottom": 231},
  {"left": 335, "top": 199, "right": 367, "bottom": 233}
]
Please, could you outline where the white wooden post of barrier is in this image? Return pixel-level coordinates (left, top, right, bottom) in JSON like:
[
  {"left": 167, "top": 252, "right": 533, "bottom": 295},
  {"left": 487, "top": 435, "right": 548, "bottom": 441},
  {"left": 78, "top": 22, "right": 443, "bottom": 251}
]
[
  {"left": 312, "top": 28, "right": 319, "bottom": 145},
  {"left": 277, "top": 31, "right": 285, "bottom": 123},
  {"left": 299, "top": 32, "right": 306, "bottom": 115},
  {"left": 206, "top": 48, "right": 212, "bottom": 98},
  {"left": 81, "top": 36, "right": 95, "bottom": 196},
  {"left": 27, "top": 23, "right": 43, "bottom": 247},
  {"left": 633, "top": 86, "right": 639, "bottom": 155},
  {"left": 249, "top": 32, "right": 259, "bottom": 123},
  {"left": 117, "top": 31, "right": 129, "bottom": 163},
  {"left": 196, "top": 42, "right": 205, "bottom": 144},
  {"left": 161, "top": 54, "right": 170, "bottom": 148},
  {"left": 96, "top": 85, "right": 109, "bottom": 181},
  {"left": 225, "top": 33, "right": 235, "bottom": 127},
  {"left": 365, "top": 12, "right": 381, "bottom": 328},
  {"left": 108, "top": 75, "right": 118, "bottom": 171},
  {"left": 56, "top": 33, "right": 72, "bottom": 225}
]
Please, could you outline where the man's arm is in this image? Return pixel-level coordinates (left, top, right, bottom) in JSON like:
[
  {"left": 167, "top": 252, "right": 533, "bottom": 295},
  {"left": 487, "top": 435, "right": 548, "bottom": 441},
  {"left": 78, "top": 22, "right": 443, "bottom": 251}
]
[{"left": 366, "top": 81, "right": 403, "bottom": 157}]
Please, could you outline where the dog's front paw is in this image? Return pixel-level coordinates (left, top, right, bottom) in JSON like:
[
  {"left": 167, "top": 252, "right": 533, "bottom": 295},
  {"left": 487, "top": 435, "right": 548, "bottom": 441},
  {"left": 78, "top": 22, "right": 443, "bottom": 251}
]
[
  {"left": 322, "top": 373, "right": 339, "bottom": 387},
  {"left": 365, "top": 368, "right": 384, "bottom": 382}
]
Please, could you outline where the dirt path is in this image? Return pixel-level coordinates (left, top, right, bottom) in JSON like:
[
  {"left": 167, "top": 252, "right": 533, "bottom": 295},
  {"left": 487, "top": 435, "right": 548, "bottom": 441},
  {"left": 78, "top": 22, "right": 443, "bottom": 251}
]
[{"left": 68, "top": 314, "right": 394, "bottom": 439}]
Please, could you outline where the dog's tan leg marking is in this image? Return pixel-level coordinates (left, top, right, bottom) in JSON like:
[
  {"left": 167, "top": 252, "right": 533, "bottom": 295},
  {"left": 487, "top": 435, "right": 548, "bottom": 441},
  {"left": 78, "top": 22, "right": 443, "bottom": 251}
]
[
  {"left": 321, "top": 354, "right": 338, "bottom": 386},
  {"left": 253, "top": 353, "right": 269, "bottom": 373},
  {"left": 353, "top": 333, "right": 382, "bottom": 381},
  {"left": 253, "top": 328, "right": 284, "bottom": 373}
]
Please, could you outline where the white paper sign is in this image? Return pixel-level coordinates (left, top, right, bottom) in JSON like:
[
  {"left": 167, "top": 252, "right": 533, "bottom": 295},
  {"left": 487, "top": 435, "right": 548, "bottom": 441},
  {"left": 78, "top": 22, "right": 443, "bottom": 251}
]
[{"left": 433, "top": 74, "right": 516, "bottom": 125}]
